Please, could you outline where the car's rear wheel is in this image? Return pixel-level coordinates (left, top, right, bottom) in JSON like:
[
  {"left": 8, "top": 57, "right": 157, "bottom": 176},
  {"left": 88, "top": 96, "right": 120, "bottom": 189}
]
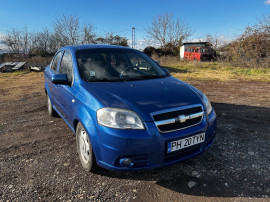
[
  {"left": 47, "top": 95, "right": 57, "bottom": 117},
  {"left": 76, "top": 123, "right": 97, "bottom": 172}
]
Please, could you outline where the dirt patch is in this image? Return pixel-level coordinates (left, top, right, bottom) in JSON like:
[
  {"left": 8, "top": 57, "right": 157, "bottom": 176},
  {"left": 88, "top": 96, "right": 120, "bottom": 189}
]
[{"left": 0, "top": 72, "right": 269, "bottom": 201}]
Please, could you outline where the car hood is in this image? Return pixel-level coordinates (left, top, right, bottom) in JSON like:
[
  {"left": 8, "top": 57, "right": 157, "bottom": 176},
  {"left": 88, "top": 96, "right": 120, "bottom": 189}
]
[{"left": 82, "top": 76, "right": 204, "bottom": 121}]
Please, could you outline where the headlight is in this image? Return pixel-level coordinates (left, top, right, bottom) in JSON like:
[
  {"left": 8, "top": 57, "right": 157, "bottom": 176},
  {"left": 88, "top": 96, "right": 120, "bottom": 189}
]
[
  {"left": 97, "top": 108, "right": 144, "bottom": 129},
  {"left": 202, "top": 94, "right": 213, "bottom": 115}
]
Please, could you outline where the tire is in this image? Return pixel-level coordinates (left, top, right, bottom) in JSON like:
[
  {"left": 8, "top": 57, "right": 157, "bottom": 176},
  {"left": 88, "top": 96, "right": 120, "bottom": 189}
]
[
  {"left": 47, "top": 95, "right": 58, "bottom": 117},
  {"left": 76, "top": 123, "right": 97, "bottom": 172}
]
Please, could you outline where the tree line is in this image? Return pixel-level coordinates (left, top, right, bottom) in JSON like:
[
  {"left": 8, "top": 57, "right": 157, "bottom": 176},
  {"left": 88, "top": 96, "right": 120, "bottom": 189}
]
[
  {"left": 222, "top": 14, "right": 270, "bottom": 67},
  {"left": 2, "top": 14, "right": 129, "bottom": 57},
  {"left": 2, "top": 13, "right": 192, "bottom": 57},
  {"left": 2, "top": 12, "right": 270, "bottom": 68}
]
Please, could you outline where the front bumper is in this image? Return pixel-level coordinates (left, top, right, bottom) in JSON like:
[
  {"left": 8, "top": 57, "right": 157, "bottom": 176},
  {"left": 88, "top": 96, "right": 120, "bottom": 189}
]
[{"left": 87, "top": 110, "right": 217, "bottom": 171}]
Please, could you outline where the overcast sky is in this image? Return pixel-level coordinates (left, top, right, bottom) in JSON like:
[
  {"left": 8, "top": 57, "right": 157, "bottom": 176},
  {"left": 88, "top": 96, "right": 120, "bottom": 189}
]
[{"left": 0, "top": 0, "right": 270, "bottom": 49}]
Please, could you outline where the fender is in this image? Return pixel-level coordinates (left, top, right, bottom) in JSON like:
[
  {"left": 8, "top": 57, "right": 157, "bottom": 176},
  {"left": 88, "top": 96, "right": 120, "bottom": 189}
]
[
  {"left": 45, "top": 82, "right": 54, "bottom": 104},
  {"left": 45, "top": 82, "right": 50, "bottom": 96},
  {"left": 72, "top": 104, "right": 102, "bottom": 162}
]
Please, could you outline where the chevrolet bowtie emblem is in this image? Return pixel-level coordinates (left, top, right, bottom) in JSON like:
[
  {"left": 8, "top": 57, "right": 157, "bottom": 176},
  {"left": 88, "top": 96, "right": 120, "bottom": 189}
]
[{"left": 179, "top": 115, "right": 189, "bottom": 123}]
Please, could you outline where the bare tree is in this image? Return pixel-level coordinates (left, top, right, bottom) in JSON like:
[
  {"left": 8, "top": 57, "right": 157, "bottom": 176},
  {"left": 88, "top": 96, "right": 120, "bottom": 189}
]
[
  {"left": 30, "top": 28, "right": 54, "bottom": 56},
  {"left": 205, "top": 34, "right": 218, "bottom": 49},
  {"left": 204, "top": 34, "right": 229, "bottom": 49},
  {"left": 96, "top": 32, "right": 128, "bottom": 46},
  {"left": 53, "top": 14, "right": 81, "bottom": 47},
  {"left": 145, "top": 12, "right": 192, "bottom": 48},
  {"left": 52, "top": 14, "right": 97, "bottom": 48},
  {"left": 22, "top": 26, "right": 29, "bottom": 54},
  {"left": 82, "top": 23, "right": 96, "bottom": 44},
  {"left": 3, "top": 26, "right": 30, "bottom": 55},
  {"left": 3, "top": 28, "right": 23, "bottom": 54},
  {"left": 2, "top": 14, "right": 129, "bottom": 57},
  {"left": 258, "top": 14, "right": 270, "bottom": 35}
]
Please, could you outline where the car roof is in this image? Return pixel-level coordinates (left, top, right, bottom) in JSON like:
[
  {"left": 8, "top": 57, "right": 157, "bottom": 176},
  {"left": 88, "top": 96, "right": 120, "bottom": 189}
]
[{"left": 61, "top": 44, "right": 132, "bottom": 52}]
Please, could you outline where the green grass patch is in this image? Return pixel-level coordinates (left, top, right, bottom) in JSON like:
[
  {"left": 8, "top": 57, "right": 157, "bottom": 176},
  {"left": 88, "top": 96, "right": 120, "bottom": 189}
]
[
  {"left": 0, "top": 70, "right": 30, "bottom": 78},
  {"left": 162, "top": 61, "right": 270, "bottom": 82}
]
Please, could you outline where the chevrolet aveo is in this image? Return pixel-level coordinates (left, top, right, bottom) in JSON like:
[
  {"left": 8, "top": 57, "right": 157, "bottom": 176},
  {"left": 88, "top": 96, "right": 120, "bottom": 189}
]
[{"left": 44, "top": 45, "right": 217, "bottom": 171}]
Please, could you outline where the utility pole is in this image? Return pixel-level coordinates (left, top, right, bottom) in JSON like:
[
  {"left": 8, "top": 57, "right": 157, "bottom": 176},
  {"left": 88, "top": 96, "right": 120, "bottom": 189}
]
[{"left": 132, "top": 27, "right": 135, "bottom": 49}]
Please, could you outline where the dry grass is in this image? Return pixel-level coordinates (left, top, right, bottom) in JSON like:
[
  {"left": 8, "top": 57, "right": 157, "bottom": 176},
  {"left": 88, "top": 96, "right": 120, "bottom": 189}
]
[
  {"left": 0, "top": 71, "right": 44, "bottom": 101},
  {"left": 161, "top": 59, "right": 270, "bottom": 82}
]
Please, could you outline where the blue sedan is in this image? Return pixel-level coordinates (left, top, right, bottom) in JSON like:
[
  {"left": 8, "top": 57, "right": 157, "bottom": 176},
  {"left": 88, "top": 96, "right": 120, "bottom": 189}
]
[{"left": 44, "top": 45, "right": 217, "bottom": 171}]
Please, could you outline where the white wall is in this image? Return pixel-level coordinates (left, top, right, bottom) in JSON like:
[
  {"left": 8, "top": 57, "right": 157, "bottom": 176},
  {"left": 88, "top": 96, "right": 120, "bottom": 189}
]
[{"left": 180, "top": 46, "right": 185, "bottom": 59}]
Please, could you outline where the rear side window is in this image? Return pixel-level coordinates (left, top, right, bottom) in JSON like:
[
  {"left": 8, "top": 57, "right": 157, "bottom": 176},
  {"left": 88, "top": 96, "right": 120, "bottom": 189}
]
[
  {"left": 51, "top": 51, "right": 62, "bottom": 72},
  {"left": 59, "top": 50, "right": 73, "bottom": 83}
]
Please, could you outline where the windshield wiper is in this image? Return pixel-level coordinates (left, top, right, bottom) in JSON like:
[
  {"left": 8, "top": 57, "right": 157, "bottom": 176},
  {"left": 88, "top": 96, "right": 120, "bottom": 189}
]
[
  {"left": 87, "top": 77, "right": 117, "bottom": 82},
  {"left": 87, "top": 77, "right": 137, "bottom": 82},
  {"left": 133, "top": 74, "right": 168, "bottom": 80},
  {"left": 87, "top": 75, "right": 167, "bottom": 82}
]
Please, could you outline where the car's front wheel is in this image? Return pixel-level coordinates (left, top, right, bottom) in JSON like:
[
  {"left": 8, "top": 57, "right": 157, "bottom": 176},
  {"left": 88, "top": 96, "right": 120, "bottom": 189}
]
[{"left": 76, "top": 123, "right": 97, "bottom": 172}]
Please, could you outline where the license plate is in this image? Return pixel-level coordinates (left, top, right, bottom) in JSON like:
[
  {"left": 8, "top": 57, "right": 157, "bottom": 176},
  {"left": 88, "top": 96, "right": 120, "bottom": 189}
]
[{"left": 167, "top": 133, "right": 205, "bottom": 153}]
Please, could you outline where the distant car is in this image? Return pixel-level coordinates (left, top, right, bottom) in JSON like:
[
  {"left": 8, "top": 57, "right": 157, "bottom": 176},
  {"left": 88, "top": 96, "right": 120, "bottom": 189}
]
[
  {"left": 44, "top": 45, "right": 217, "bottom": 171},
  {"left": 184, "top": 47, "right": 216, "bottom": 61}
]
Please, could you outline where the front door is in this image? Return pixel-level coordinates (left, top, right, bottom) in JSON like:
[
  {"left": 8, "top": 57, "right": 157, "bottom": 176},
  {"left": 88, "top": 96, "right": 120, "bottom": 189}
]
[
  {"left": 45, "top": 51, "right": 63, "bottom": 108},
  {"left": 54, "top": 50, "right": 75, "bottom": 125}
]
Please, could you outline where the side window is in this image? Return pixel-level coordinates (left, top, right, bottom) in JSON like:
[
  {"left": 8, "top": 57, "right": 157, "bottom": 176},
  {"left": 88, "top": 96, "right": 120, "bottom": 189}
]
[
  {"left": 51, "top": 51, "right": 62, "bottom": 72},
  {"left": 59, "top": 50, "right": 73, "bottom": 83}
]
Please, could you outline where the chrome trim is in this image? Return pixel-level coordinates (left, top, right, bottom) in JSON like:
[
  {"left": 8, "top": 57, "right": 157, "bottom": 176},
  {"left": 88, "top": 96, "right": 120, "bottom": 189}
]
[
  {"left": 155, "top": 111, "right": 203, "bottom": 126},
  {"left": 150, "top": 104, "right": 204, "bottom": 117},
  {"left": 188, "top": 111, "right": 204, "bottom": 120},
  {"left": 151, "top": 104, "right": 204, "bottom": 133},
  {"left": 155, "top": 118, "right": 176, "bottom": 126}
]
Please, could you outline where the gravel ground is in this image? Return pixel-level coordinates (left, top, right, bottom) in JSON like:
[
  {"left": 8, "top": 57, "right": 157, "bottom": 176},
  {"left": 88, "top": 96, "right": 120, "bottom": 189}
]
[{"left": 0, "top": 72, "right": 270, "bottom": 201}]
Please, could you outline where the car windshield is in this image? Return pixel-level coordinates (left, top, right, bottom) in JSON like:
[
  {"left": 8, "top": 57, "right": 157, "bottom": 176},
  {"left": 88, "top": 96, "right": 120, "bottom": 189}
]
[{"left": 76, "top": 48, "right": 168, "bottom": 82}]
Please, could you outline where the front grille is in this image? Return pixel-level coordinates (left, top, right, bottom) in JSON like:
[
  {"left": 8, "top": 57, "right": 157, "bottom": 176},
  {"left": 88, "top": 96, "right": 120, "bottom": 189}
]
[{"left": 151, "top": 105, "right": 204, "bottom": 133}]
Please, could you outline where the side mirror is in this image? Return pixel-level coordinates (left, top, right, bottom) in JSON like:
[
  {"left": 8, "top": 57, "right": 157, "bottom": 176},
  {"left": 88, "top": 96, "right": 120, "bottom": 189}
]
[
  {"left": 163, "top": 68, "right": 171, "bottom": 76},
  {"left": 154, "top": 60, "right": 160, "bottom": 64},
  {"left": 52, "top": 74, "right": 71, "bottom": 85}
]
